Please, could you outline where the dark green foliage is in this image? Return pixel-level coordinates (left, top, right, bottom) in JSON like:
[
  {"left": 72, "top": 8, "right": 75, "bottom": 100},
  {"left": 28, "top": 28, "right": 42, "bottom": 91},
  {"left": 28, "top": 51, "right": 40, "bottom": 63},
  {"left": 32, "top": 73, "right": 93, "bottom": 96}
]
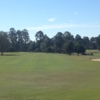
[
  {"left": 53, "top": 32, "right": 64, "bottom": 53},
  {"left": 74, "top": 42, "right": 86, "bottom": 55},
  {"left": 0, "top": 31, "right": 10, "bottom": 55},
  {"left": 22, "top": 29, "right": 30, "bottom": 51},
  {"left": 0, "top": 28, "right": 100, "bottom": 54},
  {"left": 35, "top": 31, "right": 44, "bottom": 41},
  {"left": 66, "top": 41, "right": 74, "bottom": 55},
  {"left": 96, "top": 35, "right": 100, "bottom": 50},
  {"left": 83, "top": 36, "right": 90, "bottom": 49},
  {"left": 33, "top": 31, "right": 86, "bottom": 55},
  {"left": 90, "top": 37, "right": 97, "bottom": 49},
  {"left": 46, "top": 47, "right": 54, "bottom": 53},
  {"left": 8, "top": 29, "right": 30, "bottom": 52},
  {"left": 9, "top": 28, "right": 17, "bottom": 51}
]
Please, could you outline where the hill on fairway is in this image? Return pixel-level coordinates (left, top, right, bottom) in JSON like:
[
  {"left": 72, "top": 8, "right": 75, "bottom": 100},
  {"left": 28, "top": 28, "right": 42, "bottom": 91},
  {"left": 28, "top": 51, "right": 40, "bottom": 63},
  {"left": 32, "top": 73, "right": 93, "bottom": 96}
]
[{"left": 0, "top": 52, "right": 100, "bottom": 100}]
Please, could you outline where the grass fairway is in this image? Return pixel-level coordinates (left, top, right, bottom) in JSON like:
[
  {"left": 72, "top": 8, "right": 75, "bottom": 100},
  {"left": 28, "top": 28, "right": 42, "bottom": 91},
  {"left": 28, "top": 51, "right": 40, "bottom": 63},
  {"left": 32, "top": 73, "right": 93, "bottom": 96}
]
[{"left": 0, "top": 52, "right": 100, "bottom": 100}]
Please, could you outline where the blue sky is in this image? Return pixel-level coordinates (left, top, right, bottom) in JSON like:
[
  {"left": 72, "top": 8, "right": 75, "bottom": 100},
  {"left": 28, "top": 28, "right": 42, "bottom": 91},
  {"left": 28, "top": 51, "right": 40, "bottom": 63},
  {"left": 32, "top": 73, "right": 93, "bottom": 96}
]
[{"left": 0, "top": 0, "right": 100, "bottom": 40}]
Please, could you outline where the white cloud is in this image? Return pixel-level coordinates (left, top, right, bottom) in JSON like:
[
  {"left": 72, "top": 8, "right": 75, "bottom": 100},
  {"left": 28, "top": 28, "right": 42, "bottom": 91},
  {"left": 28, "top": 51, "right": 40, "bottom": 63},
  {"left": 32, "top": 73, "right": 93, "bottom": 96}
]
[
  {"left": 27, "top": 23, "right": 100, "bottom": 31},
  {"left": 48, "top": 18, "right": 56, "bottom": 22}
]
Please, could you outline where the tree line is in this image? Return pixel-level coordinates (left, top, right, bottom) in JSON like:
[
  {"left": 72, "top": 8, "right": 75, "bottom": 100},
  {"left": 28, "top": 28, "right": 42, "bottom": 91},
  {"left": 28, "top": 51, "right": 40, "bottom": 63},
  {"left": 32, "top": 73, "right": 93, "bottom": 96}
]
[{"left": 0, "top": 28, "right": 100, "bottom": 55}]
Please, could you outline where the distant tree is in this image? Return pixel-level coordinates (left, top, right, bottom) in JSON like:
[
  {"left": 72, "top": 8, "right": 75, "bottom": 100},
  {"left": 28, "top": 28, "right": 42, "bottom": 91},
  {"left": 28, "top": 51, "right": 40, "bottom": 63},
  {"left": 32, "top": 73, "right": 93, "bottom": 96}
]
[
  {"left": 83, "top": 36, "right": 90, "bottom": 49},
  {"left": 28, "top": 41, "right": 35, "bottom": 52},
  {"left": 53, "top": 32, "right": 64, "bottom": 53},
  {"left": 75, "top": 34, "right": 82, "bottom": 43},
  {"left": 22, "top": 29, "right": 30, "bottom": 51},
  {"left": 40, "top": 34, "right": 51, "bottom": 52},
  {"left": 35, "top": 31, "right": 44, "bottom": 52},
  {"left": 65, "top": 41, "right": 74, "bottom": 55},
  {"left": 46, "top": 46, "right": 54, "bottom": 53},
  {"left": 16, "top": 30, "right": 23, "bottom": 51},
  {"left": 90, "top": 37, "right": 97, "bottom": 49},
  {"left": 35, "top": 31, "right": 44, "bottom": 41},
  {"left": 1, "top": 27, "right": 99, "bottom": 54},
  {"left": 22, "top": 29, "right": 30, "bottom": 44},
  {"left": 0, "top": 31, "right": 10, "bottom": 55},
  {"left": 74, "top": 42, "right": 86, "bottom": 55},
  {"left": 40, "top": 42, "right": 47, "bottom": 52},
  {"left": 9, "top": 28, "right": 17, "bottom": 51},
  {"left": 63, "top": 31, "right": 74, "bottom": 54},
  {"left": 63, "top": 31, "right": 74, "bottom": 42},
  {"left": 96, "top": 35, "right": 100, "bottom": 50}
]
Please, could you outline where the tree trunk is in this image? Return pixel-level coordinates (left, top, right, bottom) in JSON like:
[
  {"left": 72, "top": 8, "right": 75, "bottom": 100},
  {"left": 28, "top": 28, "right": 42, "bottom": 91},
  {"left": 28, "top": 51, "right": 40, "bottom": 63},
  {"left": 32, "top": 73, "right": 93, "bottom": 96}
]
[{"left": 1, "top": 52, "right": 3, "bottom": 55}]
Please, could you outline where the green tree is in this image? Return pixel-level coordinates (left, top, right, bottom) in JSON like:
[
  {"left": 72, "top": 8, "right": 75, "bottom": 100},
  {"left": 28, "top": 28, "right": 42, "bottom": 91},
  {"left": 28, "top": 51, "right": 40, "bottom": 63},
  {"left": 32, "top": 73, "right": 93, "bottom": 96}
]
[
  {"left": 35, "top": 31, "right": 44, "bottom": 52},
  {"left": 22, "top": 29, "right": 30, "bottom": 51},
  {"left": 83, "top": 36, "right": 90, "bottom": 49},
  {"left": 90, "top": 37, "right": 97, "bottom": 49},
  {"left": 0, "top": 31, "right": 10, "bottom": 55},
  {"left": 63, "top": 31, "right": 74, "bottom": 42},
  {"left": 64, "top": 41, "right": 74, "bottom": 55},
  {"left": 74, "top": 42, "right": 86, "bottom": 55},
  {"left": 63, "top": 31, "right": 74, "bottom": 54},
  {"left": 75, "top": 34, "right": 82, "bottom": 43},
  {"left": 28, "top": 41, "right": 36, "bottom": 52},
  {"left": 96, "top": 35, "right": 100, "bottom": 50},
  {"left": 35, "top": 31, "right": 44, "bottom": 41},
  {"left": 16, "top": 30, "right": 23, "bottom": 51},
  {"left": 53, "top": 32, "right": 64, "bottom": 53},
  {"left": 40, "top": 34, "right": 51, "bottom": 52},
  {"left": 9, "top": 28, "right": 17, "bottom": 51}
]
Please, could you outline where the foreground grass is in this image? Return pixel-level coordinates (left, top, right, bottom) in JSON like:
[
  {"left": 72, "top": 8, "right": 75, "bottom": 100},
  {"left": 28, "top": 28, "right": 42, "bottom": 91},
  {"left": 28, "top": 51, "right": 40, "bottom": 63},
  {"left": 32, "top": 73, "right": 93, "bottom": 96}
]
[{"left": 0, "top": 52, "right": 100, "bottom": 100}]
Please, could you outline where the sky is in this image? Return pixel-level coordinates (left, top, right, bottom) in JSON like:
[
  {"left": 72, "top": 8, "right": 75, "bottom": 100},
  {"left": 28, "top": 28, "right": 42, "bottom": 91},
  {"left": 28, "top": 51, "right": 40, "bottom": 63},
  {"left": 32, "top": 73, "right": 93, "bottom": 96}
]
[{"left": 0, "top": 0, "right": 100, "bottom": 40}]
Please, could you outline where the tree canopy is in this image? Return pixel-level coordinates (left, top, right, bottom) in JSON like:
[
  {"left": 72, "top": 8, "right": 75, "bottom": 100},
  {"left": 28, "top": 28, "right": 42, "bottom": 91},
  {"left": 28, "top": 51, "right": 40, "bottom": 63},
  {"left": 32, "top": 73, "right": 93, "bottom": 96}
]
[
  {"left": 0, "top": 31, "right": 10, "bottom": 55},
  {"left": 0, "top": 28, "right": 100, "bottom": 55}
]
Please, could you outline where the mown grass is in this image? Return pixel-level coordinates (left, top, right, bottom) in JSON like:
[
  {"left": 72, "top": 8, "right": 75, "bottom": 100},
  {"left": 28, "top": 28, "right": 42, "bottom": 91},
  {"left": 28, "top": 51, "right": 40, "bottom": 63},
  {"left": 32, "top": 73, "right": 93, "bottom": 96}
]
[{"left": 0, "top": 52, "right": 100, "bottom": 100}]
